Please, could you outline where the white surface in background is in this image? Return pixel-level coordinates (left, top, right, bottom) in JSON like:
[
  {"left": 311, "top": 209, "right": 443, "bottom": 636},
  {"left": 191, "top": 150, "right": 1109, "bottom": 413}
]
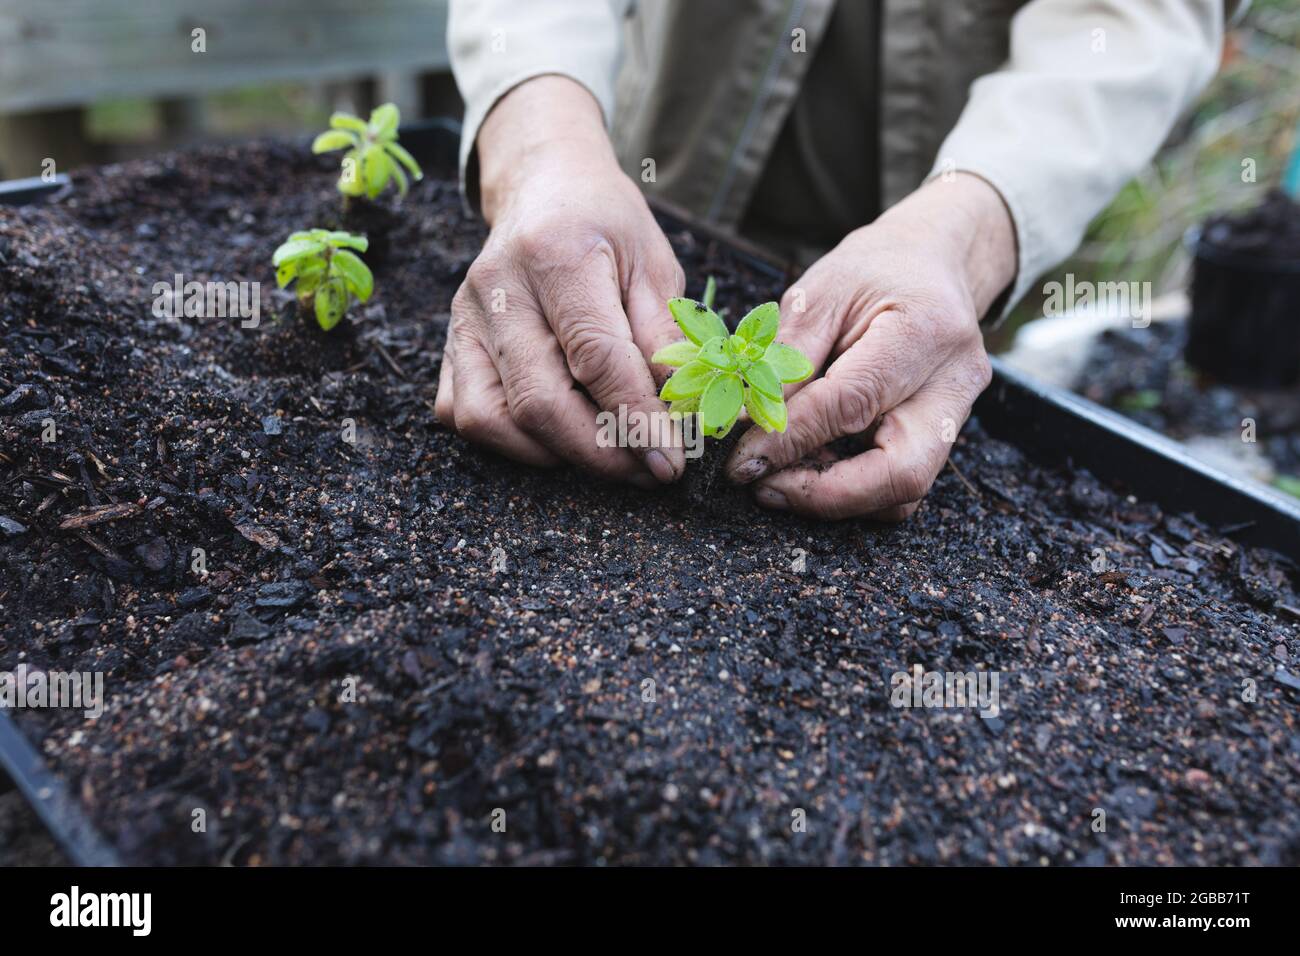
[{"left": 1000, "top": 291, "right": 1188, "bottom": 389}]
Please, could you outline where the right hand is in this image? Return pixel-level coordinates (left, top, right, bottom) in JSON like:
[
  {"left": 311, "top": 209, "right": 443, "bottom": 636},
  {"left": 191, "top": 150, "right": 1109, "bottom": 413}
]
[{"left": 434, "top": 76, "right": 687, "bottom": 487}]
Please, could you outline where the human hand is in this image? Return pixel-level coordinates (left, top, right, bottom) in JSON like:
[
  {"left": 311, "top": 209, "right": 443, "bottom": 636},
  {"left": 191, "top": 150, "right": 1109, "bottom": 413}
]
[
  {"left": 726, "top": 173, "right": 1018, "bottom": 520},
  {"left": 434, "top": 76, "right": 686, "bottom": 487}
]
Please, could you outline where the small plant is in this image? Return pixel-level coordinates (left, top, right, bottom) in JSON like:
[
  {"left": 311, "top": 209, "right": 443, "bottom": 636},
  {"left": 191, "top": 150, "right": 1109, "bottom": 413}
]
[
  {"left": 311, "top": 103, "right": 424, "bottom": 200},
  {"left": 272, "top": 229, "right": 373, "bottom": 330},
  {"left": 652, "top": 293, "right": 813, "bottom": 438}
]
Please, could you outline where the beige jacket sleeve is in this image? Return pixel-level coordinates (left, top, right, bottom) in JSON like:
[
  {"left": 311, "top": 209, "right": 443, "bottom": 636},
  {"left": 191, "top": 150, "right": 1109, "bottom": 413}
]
[
  {"left": 447, "top": 0, "right": 626, "bottom": 207},
  {"left": 930, "top": 0, "right": 1224, "bottom": 315}
]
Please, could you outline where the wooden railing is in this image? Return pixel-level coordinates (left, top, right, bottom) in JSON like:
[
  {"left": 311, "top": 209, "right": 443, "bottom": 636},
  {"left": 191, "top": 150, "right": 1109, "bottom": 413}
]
[{"left": 0, "top": 0, "right": 452, "bottom": 178}]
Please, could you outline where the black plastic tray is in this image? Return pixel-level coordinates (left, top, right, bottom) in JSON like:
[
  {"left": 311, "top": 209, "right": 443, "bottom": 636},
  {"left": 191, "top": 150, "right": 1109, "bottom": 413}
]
[{"left": 3, "top": 118, "right": 1298, "bottom": 866}]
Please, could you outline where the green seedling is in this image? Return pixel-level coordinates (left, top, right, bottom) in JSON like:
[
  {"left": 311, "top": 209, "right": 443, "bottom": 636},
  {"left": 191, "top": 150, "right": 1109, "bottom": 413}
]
[
  {"left": 272, "top": 229, "right": 373, "bottom": 331},
  {"left": 652, "top": 296, "right": 813, "bottom": 438},
  {"left": 312, "top": 103, "right": 424, "bottom": 200}
]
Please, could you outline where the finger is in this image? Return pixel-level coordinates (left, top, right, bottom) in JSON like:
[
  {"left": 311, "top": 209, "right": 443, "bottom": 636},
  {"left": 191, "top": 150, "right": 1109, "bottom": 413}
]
[
  {"left": 726, "top": 311, "right": 934, "bottom": 484},
  {"left": 626, "top": 238, "right": 686, "bottom": 387},
  {"left": 451, "top": 331, "right": 560, "bottom": 468},
  {"left": 492, "top": 303, "right": 659, "bottom": 487},
  {"left": 434, "top": 329, "right": 457, "bottom": 429},
  {"left": 863, "top": 500, "right": 923, "bottom": 524},
  {"left": 751, "top": 381, "right": 967, "bottom": 520},
  {"left": 528, "top": 246, "right": 684, "bottom": 483}
]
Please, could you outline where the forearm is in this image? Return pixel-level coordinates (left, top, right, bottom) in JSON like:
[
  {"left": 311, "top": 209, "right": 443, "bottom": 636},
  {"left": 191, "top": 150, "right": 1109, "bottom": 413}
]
[
  {"left": 447, "top": 0, "right": 626, "bottom": 214},
  {"left": 477, "top": 76, "right": 618, "bottom": 225}
]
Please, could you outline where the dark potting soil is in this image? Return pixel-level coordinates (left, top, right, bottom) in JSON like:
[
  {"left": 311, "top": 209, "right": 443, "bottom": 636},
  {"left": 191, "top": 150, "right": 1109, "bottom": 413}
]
[
  {"left": 1200, "top": 189, "right": 1300, "bottom": 262},
  {"left": 2, "top": 141, "right": 1299, "bottom": 866},
  {"left": 0, "top": 789, "right": 62, "bottom": 865},
  {"left": 1074, "top": 321, "right": 1300, "bottom": 480}
]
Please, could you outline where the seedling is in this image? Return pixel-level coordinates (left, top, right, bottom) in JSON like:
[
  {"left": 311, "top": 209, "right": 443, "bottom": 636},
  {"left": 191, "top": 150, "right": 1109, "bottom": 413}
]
[
  {"left": 272, "top": 229, "right": 373, "bottom": 331},
  {"left": 652, "top": 296, "right": 813, "bottom": 438},
  {"left": 311, "top": 103, "right": 424, "bottom": 200}
]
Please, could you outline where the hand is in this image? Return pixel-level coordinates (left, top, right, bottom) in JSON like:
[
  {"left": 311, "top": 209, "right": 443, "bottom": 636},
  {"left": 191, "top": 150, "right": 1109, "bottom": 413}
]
[
  {"left": 725, "top": 173, "right": 1018, "bottom": 521},
  {"left": 434, "top": 76, "right": 686, "bottom": 487}
]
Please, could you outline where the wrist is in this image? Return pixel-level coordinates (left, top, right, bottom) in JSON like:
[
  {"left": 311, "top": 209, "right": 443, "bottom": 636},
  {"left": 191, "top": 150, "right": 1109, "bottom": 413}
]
[
  {"left": 477, "top": 75, "right": 619, "bottom": 224},
  {"left": 886, "top": 172, "right": 1018, "bottom": 319}
]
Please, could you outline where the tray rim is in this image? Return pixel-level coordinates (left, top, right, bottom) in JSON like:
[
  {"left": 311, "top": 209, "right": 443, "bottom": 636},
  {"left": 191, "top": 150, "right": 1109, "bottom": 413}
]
[{"left": 2, "top": 119, "right": 1296, "bottom": 865}]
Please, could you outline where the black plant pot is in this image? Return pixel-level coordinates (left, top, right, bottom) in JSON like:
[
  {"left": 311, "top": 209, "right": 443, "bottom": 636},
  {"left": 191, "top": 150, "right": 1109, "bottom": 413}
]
[{"left": 1185, "top": 194, "right": 1300, "bottom": 387}]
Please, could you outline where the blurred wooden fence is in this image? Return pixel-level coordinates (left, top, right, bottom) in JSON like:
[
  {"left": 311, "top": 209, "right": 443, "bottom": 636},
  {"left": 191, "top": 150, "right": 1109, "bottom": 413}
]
[{"left": 0, "top": 0, "right": 452, "bottom": 177}]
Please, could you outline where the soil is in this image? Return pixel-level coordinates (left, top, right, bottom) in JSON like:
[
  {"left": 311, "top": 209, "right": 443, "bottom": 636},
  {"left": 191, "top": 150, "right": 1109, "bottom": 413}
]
[
  {"left": 2, "top": 141, "right": 1300, "bottom": 866},
  {"left": 1075, "top": 321, "right": 1300, "bottom": 480},
  {"left": 0, "top": 789, "right": 63, "bottom": 865},
  {"left": 1200, "top": 189, "right": 1300, "bottom": 262}
]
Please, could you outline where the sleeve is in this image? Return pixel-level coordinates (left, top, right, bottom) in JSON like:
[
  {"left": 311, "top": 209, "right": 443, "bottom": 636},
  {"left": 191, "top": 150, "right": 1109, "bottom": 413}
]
[
  {"left": 448, "top": 0, "right": 629, "bottom": 211},
  {"left": 927, "top": 0, "right": 1226, "bottom": 318}
]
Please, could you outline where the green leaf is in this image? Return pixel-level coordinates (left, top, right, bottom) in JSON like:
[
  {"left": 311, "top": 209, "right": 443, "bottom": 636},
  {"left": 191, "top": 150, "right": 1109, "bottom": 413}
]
[
  {"left": 273, "top": 237, "right": 325, "bottom": 266},
  {"left": 390, "top": 161, "right": 409, "bottom": 197},
  {"left": 668, "top": 298, "right": 728, "bottom": 346},
  {"left": 276, "top": 260, "right": 298, "bottom": 289},
  {"left": 384, "top": 142, "right": 424, "bottom": 181},
  {"left": 324, "top": 231, "right": 368, "bottom": 252},
  {"left": 735, "top": 302, "right": 779, "bottom": 348},
  {"left": 745, "top": 389, "right": 788, "bottom": 433},
  {"left": 295, "top": 261, "right": 326, "bottom": 298},
  {"left": 669, "top": 395, "right": 700, "bottom": 417},
  {"left": 699, "top": 372, "right": 743, "bottom": 437},
  {"left": 651, "top": 340, "right": 699, "bottom": 367},
  {"left": 743, "top": 359, "right": 783, "bottom": 401},
  {"left": 1118, "top": 389, "right": 1162, "bottom": 412},
  {"left": 338, "top": 149, "right": 366, "bottom": 196},
  {"left": 1274, "top": 475, "right": 1300, "bottom": 499},
  {"left": 702, "top": 275, "right": 717, "bottom": 310},
  {"left": 764, "top": 342, "right": 814, "bottom": 383},
  {"left": 312, "top": 129, "right": 356, "bottom": 153},
  {"left": 329, "top": 112, "right": 368, "bottom": 135},
  {"left": 696, "top": 335, "right": 737, "bottom": 370},
  {"left": 660, "top": 361, "right": 717, "bottom": 401},
  {"left": 314, "top": 278, "right": 349, "bottom": 331},
  {"left": 330, "top": 249, "right": 373, "bottom": 302},
  {"left": 362, "top": 145, "right": 392, "bottom": 198},
  {"left": 369, "top": 103, "right": 400, "bottom": 139},
  {"left": 286, "top": 229, "right": 329, "bottom": 244}
]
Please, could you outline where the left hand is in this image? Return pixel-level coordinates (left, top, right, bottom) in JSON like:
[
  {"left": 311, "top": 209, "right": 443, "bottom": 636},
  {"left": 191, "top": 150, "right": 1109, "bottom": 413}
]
[{"left": 725, "top": 172, "right": 1018, "bottom": 521}]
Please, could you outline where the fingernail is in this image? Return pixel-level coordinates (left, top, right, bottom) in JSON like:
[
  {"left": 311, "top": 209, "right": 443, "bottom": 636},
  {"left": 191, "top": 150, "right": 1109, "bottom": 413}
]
[
  {"left": 732, "top": 458, "right": 769, "bottom": 483},
  {"left": 755, "top": 485, "right": 788, "bottom": 510},
  {"left": 629, "top": 472, "right": 659, "bottom": 491},
  {"left": 645, "top": 449, "right": 677, "bottom": 484}
]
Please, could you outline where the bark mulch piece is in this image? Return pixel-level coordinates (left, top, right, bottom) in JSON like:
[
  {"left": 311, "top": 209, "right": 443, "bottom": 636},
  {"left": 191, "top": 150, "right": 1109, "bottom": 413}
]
[{"left": 1, "top": 141, "right": 1298, "bottom": 865}]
